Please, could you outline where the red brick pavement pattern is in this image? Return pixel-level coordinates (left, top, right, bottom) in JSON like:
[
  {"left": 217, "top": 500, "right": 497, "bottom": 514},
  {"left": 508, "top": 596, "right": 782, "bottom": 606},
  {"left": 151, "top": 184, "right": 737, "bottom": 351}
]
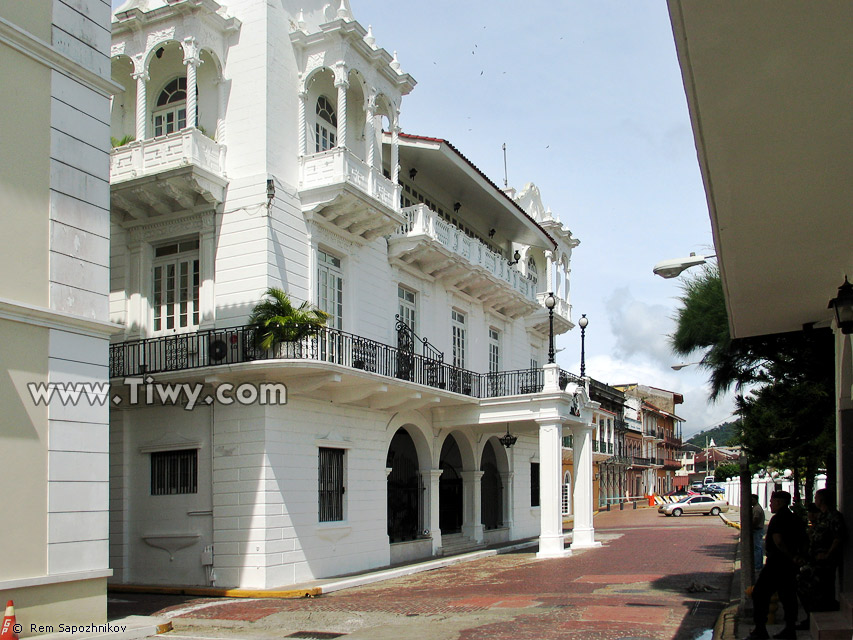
[{"left": 163, "top": 508, "right": 737, "bottom": 639}]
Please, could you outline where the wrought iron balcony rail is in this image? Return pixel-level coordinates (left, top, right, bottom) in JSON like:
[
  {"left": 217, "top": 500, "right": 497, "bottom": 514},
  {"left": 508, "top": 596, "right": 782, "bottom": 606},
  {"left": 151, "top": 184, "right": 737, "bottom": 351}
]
[
  {"left": 109, "top": 323, "right": 583, "bottom": 400},
  {"left": 631, "top": 456, "right": 652, "bottom": 467}
]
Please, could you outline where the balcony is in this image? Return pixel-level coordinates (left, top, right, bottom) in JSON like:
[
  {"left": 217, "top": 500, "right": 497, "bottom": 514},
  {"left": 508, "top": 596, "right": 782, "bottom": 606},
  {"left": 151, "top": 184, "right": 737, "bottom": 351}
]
[
  {"left": 663, "top": 458, "right": 682, "bottom": 470},
  {"left": 298, "top": 147, "right": 404, "bottom": 241},
  {"left": 110, "top": 128, "right": 227, "bottom": 218},
  {"left": 664, "top": 434, "right": 682, "bottom": 446},
  {"left": 389, "top": 205, "right": 539, "bottom": 319},
  {"left": 631, "top": 456, "right": 652, "bottom": 468},
  {"left": 529, "top": 292, "right": 572, "bottom": 336},
  {"left": 109, "top": 323, "right": 583, "bottom": 403}
]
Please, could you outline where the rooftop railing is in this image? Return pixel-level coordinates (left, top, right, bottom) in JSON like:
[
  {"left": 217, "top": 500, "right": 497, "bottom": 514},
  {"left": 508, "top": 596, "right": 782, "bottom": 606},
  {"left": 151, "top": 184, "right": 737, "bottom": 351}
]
[{"left": 109, "top": 323, "right": 584, "bottom": 400}]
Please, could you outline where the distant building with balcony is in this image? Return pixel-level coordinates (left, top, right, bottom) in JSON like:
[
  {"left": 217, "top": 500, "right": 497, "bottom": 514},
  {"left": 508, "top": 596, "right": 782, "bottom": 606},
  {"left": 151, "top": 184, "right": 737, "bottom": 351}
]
[
  {"left": 105, "top": 0, "right": 598, "bottom": 589},
  {"left": 615, "top": 384, "right": 683, "bottom": 497}
]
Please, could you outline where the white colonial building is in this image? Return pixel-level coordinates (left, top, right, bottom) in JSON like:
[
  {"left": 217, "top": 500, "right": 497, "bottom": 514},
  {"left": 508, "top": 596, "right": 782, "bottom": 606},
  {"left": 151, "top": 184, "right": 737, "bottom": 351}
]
[{"left": 106, "top": 0, "right": 597, "bottom": 590}]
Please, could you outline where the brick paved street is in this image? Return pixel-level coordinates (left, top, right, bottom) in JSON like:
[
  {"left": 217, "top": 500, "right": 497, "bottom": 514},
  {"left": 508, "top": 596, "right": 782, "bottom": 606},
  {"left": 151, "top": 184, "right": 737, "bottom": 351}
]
[{"left": 119, "top": 507, "right": 738, "bottom": 640}]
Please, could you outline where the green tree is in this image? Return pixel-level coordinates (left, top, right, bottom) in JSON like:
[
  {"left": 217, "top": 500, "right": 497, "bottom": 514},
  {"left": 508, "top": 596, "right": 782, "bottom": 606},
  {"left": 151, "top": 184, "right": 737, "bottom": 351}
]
[
  {"left": 670, "top": 266, "right": 835, "bottom": 485},
  {"left": 249, "top": 288, "right": 329, "bottom": 350},
  {"left": 714, "top": 462, "right": 740, "bottom": 482}
]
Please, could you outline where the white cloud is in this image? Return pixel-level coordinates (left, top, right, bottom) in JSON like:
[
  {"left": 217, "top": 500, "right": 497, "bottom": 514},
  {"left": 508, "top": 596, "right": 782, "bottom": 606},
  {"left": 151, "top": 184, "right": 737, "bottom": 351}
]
[{"left": 604, "top": 287, "right": 676, "bottom": 367}]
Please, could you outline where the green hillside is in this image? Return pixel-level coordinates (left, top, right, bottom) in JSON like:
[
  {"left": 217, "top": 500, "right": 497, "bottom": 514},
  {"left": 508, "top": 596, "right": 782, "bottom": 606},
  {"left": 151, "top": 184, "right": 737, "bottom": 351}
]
[{"left": 686, "top": 420, "right": 740, "bottom": 448}]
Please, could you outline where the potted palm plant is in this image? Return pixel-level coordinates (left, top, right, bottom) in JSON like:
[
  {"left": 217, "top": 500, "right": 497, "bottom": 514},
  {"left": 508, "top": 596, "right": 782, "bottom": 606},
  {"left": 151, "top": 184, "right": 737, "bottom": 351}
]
[{"left": 248, "top": 288, "right": 328, "bottom": 358}]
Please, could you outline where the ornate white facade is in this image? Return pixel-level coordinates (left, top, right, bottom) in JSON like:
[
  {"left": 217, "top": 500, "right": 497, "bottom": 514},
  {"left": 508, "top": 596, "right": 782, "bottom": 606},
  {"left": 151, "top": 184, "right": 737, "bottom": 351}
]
[{"left": 107, "top": 0, "right": 597, "bottom": 589}]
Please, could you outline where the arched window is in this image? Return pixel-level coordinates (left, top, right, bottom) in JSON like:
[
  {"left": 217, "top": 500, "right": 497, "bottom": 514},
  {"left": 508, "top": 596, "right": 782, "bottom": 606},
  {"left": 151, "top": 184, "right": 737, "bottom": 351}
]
[
  {"left": 153, "top": 77, "right": 187, "bottom": 137},
  {"left": 315, "top": 95, "right": 337, "bottom": 152},
  {"left": 527, "top": 257, "right": 538, "bottom": 284}
]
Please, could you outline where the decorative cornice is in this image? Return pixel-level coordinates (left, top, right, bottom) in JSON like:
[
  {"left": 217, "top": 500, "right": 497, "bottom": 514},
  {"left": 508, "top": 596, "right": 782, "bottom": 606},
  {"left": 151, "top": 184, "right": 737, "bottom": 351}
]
[
  {"left": 0, "top": 16, "right": 122, "bottom": 97},
  {"left": 127, "top": 211, "right": 215, "bottom": 243}
]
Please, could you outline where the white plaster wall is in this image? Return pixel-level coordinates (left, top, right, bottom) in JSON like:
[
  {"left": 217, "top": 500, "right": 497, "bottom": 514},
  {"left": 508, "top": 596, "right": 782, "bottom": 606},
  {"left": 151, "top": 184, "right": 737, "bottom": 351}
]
[
  {"left": 50, "top": 69, "right": 110, "bottom": 321},
  {"left": 47, "top": 329, "right": 110, "bottom": 574},
  {"left": 508, "top": 436, "right": 541, "bottom": 541},
  {"left": 118, "top": 404, "right": 213, "bottom": 585}
]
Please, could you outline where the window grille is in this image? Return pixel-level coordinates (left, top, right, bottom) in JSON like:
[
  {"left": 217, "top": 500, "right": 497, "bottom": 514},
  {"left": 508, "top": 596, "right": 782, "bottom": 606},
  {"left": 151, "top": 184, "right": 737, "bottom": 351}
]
[
  {"left": 319, "top": 447, "right": 344, "bottom": 522},
  {"left": 151, "top": 449, "right": 197, "bottom": 495}
]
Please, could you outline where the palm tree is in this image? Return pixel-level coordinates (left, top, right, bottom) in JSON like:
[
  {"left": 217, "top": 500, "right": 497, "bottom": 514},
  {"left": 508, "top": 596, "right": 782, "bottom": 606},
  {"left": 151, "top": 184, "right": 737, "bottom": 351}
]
[{"left": 249, "top": 288, "right": 329, "bottom": 352}]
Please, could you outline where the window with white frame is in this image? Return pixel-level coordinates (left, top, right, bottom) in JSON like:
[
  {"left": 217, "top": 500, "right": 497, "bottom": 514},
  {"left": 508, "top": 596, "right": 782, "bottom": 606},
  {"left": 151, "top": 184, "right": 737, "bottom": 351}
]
[
  {"left": 317, "top": 249, "right": 343, "bottom": 329},
  {"left": 153, "top": 77, "right": 188, "bottom": 137},
  {"left": 315, "top": 95, "right": 337, "bottom": 152},
  {"left": 398, "top": 286, "right": 416, "bottom": 334},
  {"left": 451, "top": 309, "right": 466, "bottom": 369},
  {"left": 152, "top": 238, "right": 200, "bottom": 333},
  {"left": 318, "top": 447, "right": 345, "bottom": 522},
  {"left": 488, "top": 328, "right": 500, "bottom": 373}
]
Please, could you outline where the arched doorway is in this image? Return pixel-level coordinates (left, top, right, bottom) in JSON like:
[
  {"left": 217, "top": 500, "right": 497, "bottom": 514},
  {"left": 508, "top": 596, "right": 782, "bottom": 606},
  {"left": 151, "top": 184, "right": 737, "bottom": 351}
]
[
  {"left": 439, "top": 436, "right": 464, "bottom": 534},
  {"left": 386, "top": 428, "right": 423, "bottom": 542},
  {"left": 480, "top": 441, "right": 503, "bottom": 530}
]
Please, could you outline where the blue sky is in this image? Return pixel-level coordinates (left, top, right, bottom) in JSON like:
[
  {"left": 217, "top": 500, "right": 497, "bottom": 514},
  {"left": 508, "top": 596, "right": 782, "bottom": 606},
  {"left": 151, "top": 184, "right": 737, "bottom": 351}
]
[{"left": 111, "top": 0, "right": 736, "bottom": 436}]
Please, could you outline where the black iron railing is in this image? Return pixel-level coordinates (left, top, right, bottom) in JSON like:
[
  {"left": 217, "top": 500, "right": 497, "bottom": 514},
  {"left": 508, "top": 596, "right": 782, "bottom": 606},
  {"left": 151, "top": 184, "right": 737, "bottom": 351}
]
[
  {"left": 631, "top": 456, "right": 652, "bottom": 467},
  {"left": 109, "top": 323, "right": 583, "bottom": 400}
]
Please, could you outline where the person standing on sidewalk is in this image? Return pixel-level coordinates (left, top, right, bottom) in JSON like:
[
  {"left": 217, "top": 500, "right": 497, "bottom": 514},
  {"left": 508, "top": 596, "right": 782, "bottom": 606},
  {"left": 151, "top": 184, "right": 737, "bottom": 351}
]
[
  {"left": 752, "top": 494, "right": 766, "bottom": 574},
  {"left": 747, "top": 490, "right": 806, "bottom": 640}
]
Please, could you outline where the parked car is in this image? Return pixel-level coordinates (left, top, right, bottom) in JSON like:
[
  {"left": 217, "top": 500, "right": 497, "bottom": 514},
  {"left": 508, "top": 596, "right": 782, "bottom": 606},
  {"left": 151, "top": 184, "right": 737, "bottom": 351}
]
[
  {"left": 700, "top": 484, "right": 725, "bottom": 494},
  {"left": 658, "top": 494, "right": 729, "bottom": 517},
  {"left": 690, "top": 481, "right": 705, "bottom": 491}
]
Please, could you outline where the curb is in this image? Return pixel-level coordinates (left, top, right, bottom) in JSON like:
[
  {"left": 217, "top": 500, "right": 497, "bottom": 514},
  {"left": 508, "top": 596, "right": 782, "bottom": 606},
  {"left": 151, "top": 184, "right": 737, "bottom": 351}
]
[
  {"left": 109, "top": 540, "right": 540, "bottom": 601},
  {"left": 109, "top": 584, "right": 322, "bottom": 599}
]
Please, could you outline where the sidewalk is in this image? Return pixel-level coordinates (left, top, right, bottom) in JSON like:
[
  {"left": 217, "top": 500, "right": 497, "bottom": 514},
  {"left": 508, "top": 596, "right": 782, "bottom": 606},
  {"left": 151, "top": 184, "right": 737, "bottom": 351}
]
[
  {"left": 105, "top": 507, "right": 740, "bottom": 640},
  {"left": 718, "top": 509, "right": 814, "bottom": 640}
]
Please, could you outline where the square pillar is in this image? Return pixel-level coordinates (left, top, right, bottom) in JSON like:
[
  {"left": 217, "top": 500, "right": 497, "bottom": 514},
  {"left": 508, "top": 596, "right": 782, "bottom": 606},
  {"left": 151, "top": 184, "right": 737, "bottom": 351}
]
[
  {"left": 427, "top": 468, "right": 443, "bottom": 554},
  {"left": 537, "top": 420, "right": 570, "bottom": 558},
  {"left": 461, "top": 470, "right": 484, "bottom": 543},
  {"left": 570, "top": 423, "right": 601, "bottom": 549}
]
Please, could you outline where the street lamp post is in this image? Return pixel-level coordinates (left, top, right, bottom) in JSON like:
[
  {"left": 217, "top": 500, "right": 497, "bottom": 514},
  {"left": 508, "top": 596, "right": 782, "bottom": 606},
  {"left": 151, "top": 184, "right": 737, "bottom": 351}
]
[
  {"left": 652, "top": 252, "right": 716, "bottom": 279},
  {"left": 578, "top": 314, "right": 588, "bottom": 377},
  {"left": 545, "top": 292, "right": 556, "bottom": 364}
]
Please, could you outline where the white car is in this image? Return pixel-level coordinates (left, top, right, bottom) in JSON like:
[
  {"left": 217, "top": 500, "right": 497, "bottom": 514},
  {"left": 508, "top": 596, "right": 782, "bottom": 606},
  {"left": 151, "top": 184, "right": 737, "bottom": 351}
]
[{"left": 658, "top": 494, "right": 729, "bottom": 517}]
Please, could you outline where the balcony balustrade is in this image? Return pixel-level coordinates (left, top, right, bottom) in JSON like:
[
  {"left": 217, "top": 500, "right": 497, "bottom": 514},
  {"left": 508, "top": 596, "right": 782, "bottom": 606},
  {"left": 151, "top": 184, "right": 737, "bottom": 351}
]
[
  {"left": 109, "top": 323, "right": 584, "bottom": 400},
  {"left": 631, "top": 456, "right": 652, "bottom": 467},
  {"left": 389, "top": 205, "right": 540, "bottom": 319},
  {"left": 110, "top": 128, "right": 227, "bottom": 217},
  {"left": 298, "top": 147, "right": 404, "bottom": 240}
]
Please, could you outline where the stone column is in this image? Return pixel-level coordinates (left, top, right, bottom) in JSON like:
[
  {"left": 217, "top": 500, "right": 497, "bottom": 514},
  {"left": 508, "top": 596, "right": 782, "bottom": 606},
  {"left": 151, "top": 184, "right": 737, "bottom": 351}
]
[
  {"left": 132, "top": 69, "right": 148, "bottom": 141},
  {"left": 500, "top": 471, "right": 514, "bottom": 533},
  {"left": 215, "top": 76, "right": 227, "bottom": 144},
  {"left": 334, "top": 62, "right": 348, "bottom": 148},
  {"left": 297, "top": 90, "right": 308, "bottom": 156},
  {"left": 183, "top": 37, "right": 201, "bottom": 128},
  {"left": 391, "top": 124, "right": 400, "bottom": 183},
  {"left": 461, "top": 470, "right": 484, "bottom": 543},
  {"left": 545, "top": 250, "right": 554, "bottom": 295},
  {"left": 364, "top": 94, "right": 376, "bottom": 196},
  {"left": 427, "top": 468, "right": 443, "bottom": 554},
  {"left": 570, "top": 422, "right": 600, "bottom": 549},
  {"left": 126, "top": 237, "right": 152, "bottom": 340},
  {"left": 537, "top": 420, "right": 569, "bottom": 558},
  {"left": 199, "top": 212, "right": 216, "bottom": 330}
]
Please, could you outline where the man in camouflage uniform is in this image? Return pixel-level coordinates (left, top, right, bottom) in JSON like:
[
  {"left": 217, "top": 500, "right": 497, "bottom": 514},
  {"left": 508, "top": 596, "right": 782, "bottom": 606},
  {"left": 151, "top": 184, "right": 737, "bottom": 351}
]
[{"left": 809, "top": 489, "right": 845, "bottom": 610}]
